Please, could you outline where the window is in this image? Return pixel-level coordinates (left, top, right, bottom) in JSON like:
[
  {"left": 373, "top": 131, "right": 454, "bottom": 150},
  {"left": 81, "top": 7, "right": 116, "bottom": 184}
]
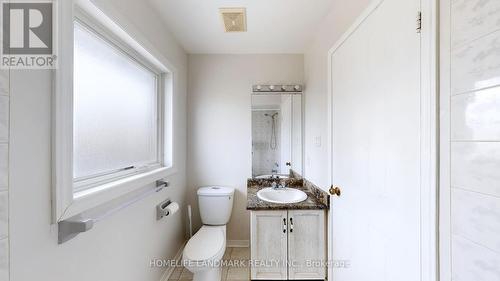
[
  {"left": 73, "top": 20, "right": 163, "bottom": 191},
  {"left": 53, "top": 1, "right": 174, "bottom": 222}
]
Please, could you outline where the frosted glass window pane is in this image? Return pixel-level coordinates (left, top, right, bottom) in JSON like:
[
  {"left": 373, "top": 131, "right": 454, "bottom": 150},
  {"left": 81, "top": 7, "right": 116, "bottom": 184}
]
[{"left": 73, "top": 22, "right": 158, "bottom": 180}]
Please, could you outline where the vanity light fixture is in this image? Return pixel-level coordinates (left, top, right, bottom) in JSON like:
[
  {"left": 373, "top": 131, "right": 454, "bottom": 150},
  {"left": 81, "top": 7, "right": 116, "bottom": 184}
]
[{"left": 252, "top": 84, "right": 303, "bottom": 93}]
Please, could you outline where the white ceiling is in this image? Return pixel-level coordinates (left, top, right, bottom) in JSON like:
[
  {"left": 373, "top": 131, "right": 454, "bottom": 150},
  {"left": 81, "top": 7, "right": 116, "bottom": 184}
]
[{"left": 148, "top": 0, "right": 335, "bottom": 54}]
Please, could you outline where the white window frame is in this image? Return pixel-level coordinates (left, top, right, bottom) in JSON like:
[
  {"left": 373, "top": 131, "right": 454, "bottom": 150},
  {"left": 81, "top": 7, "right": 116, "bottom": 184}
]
[{"left": 52, "top": 0, "right": 176, "bottom": 222}]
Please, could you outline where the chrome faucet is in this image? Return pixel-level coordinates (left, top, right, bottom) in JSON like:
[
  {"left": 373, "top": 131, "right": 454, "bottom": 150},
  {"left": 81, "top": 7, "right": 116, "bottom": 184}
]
[{"left": 271, "top": 182, "right": 286, "bottom": 190}]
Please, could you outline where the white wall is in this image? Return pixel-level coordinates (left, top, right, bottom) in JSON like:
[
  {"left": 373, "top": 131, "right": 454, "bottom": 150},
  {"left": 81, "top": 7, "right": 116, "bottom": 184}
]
[
  {"left": 187, "top": 54, "right": 303, "bottom": 241},
  {"left": 0, "top": 69, "right": 10, "bottom": 280},
  {"left": 303, "top": 0, "right": 371, "bottom": 189},
  {"left": 441, "top": 0, "right": 500, "bottom": 280},
  {"left": 8, "top": 1, "right": 188, "bottom": 281}
]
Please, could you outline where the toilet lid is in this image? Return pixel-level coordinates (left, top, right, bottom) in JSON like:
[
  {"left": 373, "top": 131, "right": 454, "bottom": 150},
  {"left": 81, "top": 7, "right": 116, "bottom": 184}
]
[
  {"left": 197, "top": 186, "right": 234, "bottom": 196},
  {"left": 184, "top": 226, "right": 225, "bottom": 261}
]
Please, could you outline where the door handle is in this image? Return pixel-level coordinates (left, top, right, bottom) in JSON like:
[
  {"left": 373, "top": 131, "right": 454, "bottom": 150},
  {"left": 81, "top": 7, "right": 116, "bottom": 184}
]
[
  {"left": 329, "top": 185, "right": 341, "bottom": 197},
  {"left": 289, "top": 218, "right": 294, "bottom": 233},
  {"left": 283, "top": 218, "right": 287, "bottom": 233}
]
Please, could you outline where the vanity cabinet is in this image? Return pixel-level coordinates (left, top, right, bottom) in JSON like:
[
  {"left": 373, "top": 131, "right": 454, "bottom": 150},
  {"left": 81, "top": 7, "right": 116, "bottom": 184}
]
[{"left": 250, "top": 210, "right": 326, "bottom": 280}]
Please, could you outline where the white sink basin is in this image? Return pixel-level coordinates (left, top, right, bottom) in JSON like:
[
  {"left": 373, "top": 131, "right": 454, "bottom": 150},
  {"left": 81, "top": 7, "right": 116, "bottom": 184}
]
[{"left": 257, "top": 188, "right": 307, "bottom": 204}]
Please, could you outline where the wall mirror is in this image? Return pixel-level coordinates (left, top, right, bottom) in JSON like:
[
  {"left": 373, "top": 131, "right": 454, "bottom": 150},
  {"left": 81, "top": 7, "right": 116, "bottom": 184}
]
[{"left": 251, "top": 88, "right": 302, "bottom": 178}]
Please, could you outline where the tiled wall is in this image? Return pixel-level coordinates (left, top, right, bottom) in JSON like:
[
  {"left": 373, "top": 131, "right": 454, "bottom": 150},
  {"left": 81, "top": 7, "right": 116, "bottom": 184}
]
[
  {"left": 251, "top": 110, "right": 281, "bottom": 176},
  {"left": 450, "top": 0, "right": 500, "bottom": 280},
  {"left": 0, "top": 69, "right": 8, "bottom": 281}
]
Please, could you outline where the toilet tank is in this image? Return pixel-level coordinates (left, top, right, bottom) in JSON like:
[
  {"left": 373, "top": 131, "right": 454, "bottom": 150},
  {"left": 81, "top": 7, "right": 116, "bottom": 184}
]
[{"left": 197, "top": 186, "right": 235, "bottom": 225}]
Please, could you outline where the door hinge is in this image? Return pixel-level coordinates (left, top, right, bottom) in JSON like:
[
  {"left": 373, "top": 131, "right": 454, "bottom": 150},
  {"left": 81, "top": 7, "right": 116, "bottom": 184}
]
[{"left": 416, "top": 11, "right": 422, "bottom": 33}]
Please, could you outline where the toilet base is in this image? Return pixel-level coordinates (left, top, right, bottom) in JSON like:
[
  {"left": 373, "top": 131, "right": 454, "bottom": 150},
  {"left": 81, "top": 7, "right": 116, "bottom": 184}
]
[{"left": 192, "top": 267, "right": 222, "bottom": 281}]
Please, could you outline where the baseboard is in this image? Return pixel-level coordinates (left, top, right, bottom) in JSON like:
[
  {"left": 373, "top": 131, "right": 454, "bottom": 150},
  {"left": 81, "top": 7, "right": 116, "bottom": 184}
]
[
  {"left": 159, "top": 241, "right": 186, "bottom": 281},
  {"left": 226, "top": 240, "right": 249, "bottom": 248}
]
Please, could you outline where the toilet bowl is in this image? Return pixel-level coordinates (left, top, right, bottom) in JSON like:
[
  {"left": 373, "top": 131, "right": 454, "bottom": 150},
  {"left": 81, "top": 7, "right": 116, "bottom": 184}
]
[
  {"left": 182, "top": 186, "right": 234, "bottom": 281},
  {"left": 183, "top": 225, "right": 226, "bottom": 281}
]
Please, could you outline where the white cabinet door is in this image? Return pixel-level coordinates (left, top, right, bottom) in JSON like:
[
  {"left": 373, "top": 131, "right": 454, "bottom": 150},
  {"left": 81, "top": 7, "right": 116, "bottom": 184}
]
[
  {"left": 288, "top": 210, "right": 326, "bottom": 280},
  {"left": 250, "top": 210, "right": 288, "bottom": 280}
]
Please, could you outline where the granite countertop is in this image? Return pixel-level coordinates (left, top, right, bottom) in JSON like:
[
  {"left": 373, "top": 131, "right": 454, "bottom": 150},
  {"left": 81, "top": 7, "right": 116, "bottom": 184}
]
[{"left": 246, "top": 177, "right": 329, "bottom": 210}]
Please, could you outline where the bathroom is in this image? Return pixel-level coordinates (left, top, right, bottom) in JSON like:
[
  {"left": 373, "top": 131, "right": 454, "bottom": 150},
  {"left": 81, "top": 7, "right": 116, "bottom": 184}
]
[{"left": 1, "top": 0, "right": 499, "bottom": 281}]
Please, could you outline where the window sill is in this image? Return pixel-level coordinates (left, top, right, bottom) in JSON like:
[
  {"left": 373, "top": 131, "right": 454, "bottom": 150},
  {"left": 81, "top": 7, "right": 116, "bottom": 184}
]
[{"left": 59, "top": 166, "right": 176, "bottom": 220}]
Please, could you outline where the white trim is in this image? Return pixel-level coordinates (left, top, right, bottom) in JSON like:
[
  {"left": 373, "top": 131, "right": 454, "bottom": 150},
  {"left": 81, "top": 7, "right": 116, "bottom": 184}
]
[
  {"left": 61, "top": 167, "right": 177, "bottom": 220},
  {"left": 52, "top": 0, "right": 75, "bottom": 223},
  {"left": 52, "top": 0, "right": 177, "bottom": 223},
  {"left": 227, "top": 240, "right": 250, "bottom": 248},
  {"left": 439, "top": 0, "right": 452, "bottom": 280},
  {"left": 325, "top": 0, "right": 439, "bottom": 280},
  {"left": 159, "top": 241, "right": 186, "bottom": 281},
  {"left": 419, "top": 0, "right": 439, "bottom": 280},
  {"left": 327, "top": 0, "right": 384, "bottom": 58}
]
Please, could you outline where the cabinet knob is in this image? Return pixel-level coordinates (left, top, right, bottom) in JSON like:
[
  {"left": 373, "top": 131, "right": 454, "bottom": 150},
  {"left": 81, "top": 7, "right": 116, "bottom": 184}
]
[
  {"left": 329, "top": 186, "right": 341, "bottom": 197},
  {"left": 283, "top": 218, "right": 287, "bottom": 233}
]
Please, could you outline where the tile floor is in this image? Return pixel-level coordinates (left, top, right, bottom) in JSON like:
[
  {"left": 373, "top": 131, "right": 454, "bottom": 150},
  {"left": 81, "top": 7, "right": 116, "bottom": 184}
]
[{"left": 168, "top": 247, "right": 250, "bottom": 281}]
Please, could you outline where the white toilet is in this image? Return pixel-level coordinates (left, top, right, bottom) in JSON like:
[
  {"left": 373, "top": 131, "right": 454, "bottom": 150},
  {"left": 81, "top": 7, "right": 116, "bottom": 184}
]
[{"left": 182, "top": 186, "right": 234, "bottom": 281}]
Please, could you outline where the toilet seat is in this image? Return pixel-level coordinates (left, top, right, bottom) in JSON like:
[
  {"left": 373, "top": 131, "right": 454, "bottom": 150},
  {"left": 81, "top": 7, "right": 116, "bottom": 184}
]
[{"left": 183, "top": 225, "right": 226, "bottom": 263}]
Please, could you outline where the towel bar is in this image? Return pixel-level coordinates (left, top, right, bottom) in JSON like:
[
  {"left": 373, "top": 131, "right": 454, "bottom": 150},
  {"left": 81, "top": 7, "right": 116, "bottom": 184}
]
[{"left": 58, "top": 181, "right": 168, "bottom": 244}]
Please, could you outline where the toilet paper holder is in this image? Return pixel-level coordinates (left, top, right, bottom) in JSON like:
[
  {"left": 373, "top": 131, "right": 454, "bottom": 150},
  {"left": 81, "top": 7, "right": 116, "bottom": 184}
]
[{"left": 157, "top": 198, "right": 176, "bottom": 220}]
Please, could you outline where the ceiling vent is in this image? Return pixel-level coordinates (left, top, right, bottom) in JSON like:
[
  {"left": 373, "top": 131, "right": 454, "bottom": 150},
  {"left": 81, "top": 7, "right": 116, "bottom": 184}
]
[{"left": 220, "top": 8, "right": 247, "bottom": 32}]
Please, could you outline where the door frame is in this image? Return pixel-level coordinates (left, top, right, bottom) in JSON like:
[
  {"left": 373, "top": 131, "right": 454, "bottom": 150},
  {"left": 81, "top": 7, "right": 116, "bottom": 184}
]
[
  {"left": 437, "top": 0, "right": 451, "bottom": 279},
  {"left": 325, "top": 0, "right": 439, "bottom": 280}
]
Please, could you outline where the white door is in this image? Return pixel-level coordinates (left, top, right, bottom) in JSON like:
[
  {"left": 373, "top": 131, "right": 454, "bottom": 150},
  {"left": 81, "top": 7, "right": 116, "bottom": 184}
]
[
  {"left": 250, "top": 211, "right": 288, "bottom": 280},
  {"left": 329, "top": 0, "right": 423, "bottom": 280},
  {"left": 288, "top": 210, "right": 326, "bottom": 280}
]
